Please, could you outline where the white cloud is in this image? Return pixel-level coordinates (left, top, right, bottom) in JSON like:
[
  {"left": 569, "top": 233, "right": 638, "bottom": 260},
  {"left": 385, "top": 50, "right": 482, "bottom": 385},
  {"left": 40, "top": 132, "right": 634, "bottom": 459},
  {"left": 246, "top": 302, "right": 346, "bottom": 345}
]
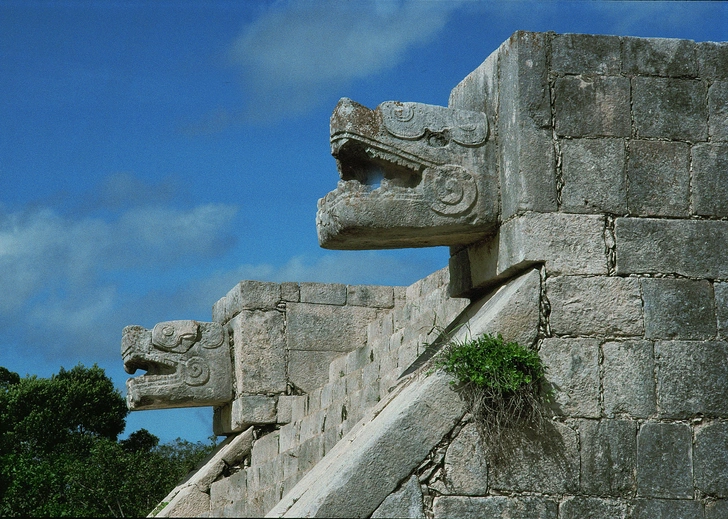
[{"left": 229, "top": 0, "right": 461, "bottom": 120}]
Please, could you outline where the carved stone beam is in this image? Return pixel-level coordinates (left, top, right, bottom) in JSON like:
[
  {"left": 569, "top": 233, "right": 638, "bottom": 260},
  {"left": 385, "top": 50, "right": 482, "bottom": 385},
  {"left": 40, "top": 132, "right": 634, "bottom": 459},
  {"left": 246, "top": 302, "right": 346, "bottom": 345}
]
[
  {"left": 121, "top": 320, "right": 233, "bottom": 411},
  {"left": 316, "top": 98, "right": 498, "bottom": 250}
]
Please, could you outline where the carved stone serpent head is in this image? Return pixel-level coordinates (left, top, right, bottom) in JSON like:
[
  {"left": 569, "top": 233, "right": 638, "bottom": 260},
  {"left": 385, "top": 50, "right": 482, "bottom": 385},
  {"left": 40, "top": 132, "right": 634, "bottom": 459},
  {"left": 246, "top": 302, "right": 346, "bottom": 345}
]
[{"left": 316, "top": 98, "right": 498, "bottom": 250}]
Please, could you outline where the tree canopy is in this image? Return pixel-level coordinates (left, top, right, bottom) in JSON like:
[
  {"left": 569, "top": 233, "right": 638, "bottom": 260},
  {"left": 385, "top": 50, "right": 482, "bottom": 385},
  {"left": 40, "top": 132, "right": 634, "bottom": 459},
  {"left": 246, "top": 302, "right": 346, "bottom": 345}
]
[{"left": 0, "top": 364, "right": 216, "bottom": 517}]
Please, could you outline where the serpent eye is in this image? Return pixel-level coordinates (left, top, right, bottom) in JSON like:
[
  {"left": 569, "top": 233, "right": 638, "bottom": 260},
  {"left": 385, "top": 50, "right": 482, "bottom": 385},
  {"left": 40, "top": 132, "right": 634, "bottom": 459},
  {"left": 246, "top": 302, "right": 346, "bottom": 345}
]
[{"left": 427, "top": 131, "right": 449, "bottom": 147}]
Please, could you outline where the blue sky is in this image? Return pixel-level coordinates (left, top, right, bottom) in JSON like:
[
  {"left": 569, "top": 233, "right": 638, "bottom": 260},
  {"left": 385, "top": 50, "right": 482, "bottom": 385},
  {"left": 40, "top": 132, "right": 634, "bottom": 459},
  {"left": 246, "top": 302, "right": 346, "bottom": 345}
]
[{"left": 1, "top": 0, "right": 726, "bottom": 445}]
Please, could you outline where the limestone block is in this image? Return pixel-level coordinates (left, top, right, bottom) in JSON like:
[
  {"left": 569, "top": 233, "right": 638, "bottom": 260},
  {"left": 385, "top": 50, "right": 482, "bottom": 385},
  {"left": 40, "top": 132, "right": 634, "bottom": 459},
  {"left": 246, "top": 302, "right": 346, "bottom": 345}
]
[
  {"left": 579, "top": 419, "right": 637, "bottom": 496},
  {"left": 547, "top": 276, "right": 643, "bottom": 337},
  {"left": 615, "top": 218, "right": 728, "bottom": 278},
  {"left": 632, "top": 499, "right": 703, "bottom": 519},
  {"left": 642, "top": 278, "right": 716, "bottom": 340},
  {"left": 627, "top": 140, "right": 690, "bottom": 217},
  {"left": 699, "top": 41, "right": 728, "bottom": 80},
  {"left": 475, "top": 212, "right": 606, "bottom": 286},
  {"left": 706, "top": 500, "right": 728, "bottom": 519},
  {"left": 656, "top": 341, "right": 728, "bottom": 418},
  {"left": 694, "top": 143, "right": 728, "bottom": 217},
  {"left": 280, "top": 282, "right": 299, "bottom": 302},
  {"left": 554, "top": 76, "right": 631, "bottom": 137},
  {"left": 122, "top": 320, "right": 233, "bottom": 411},
  {"left": 345, "top": 346, "right": 369, "bottom": 375},
  {"left": 276, "top": 396, "right": 295, "bottom": 425},
  {"left": 560, "top": 138, "right": 627, "bottom": 214},
  {"left": 278, "top": 422, "right": 299, "bottom": 454},
  {"left": 213, "top": 396, "right": 277, "bottom": 435},
  {"left": 328, "top": 354, "right": 347, "bottom": 382},
  {"left": 223, "top": 280, "right": 281, "bottom": 320},
  {"left": 449, "top": 42, "right": 498, "bottom": 118},
  {"left": 452, "top": 267, "right": 541, "bottom": 350},
  {"left": 231, "top": 310, "right": 287, "bottom": 395},
  {"left": 499, "top": 32, "right": 556, "bottom": 220},
  {"left": 251, "top": 430, "right": 280, "bottom": 467},
  {"left": 160, "top": 485, "right": 210, "bottom": 518},
  {"left": 717, "top": 283, "right": 728, "bottom": 339},
  {"left": 499, "top": 127, "right": 557, "bottom": 221},
  {"left": 432, "top": 495, "right": 557, "bottom": 519},
  {"left": 346, "top": 284, "right": 394, "bottom": 308},
  {"left": 695, "top": 421, "right": 728, "bottom": 497},
  {"left": 623, "top": 36, "right": 698, "bottom": 77},
  {"left": 281, "top": 450, "right": 299, "bottom": 481},
  {"left": 287, "top": 350, "right": 341, "bottom": 393},
  {"left": 559, "top": 497, "right": 629, "bottom": 519},
  {"left": 442, "top": 423, "right": 488, "bottom": 496},
  {"left": 709, "top": 81, "right": 728, "bottom": 141},
  {"left": 637, "top": 422, "right": 693, "bottom": 498},
  {"left": 551, "top": 33, "right": 621, "bottom": 75},
  {"left": 602, "top": 341, "right": 656, "bottom": 418},
  {"left": 209, "top": 469, "right": 247, "bottom": 510},
  {"left": 299, "top": 282, "right": 346, "bottom": 305},
  {"left": 632, "top": 77, "right": 707, "bottom": 141},
  {"left": 297, "top": 435, "right": 324, "bottom": 474},
  {"left": 258, "top": 458, "right": 283, "bottom": 491},
  {"left": 286, "top": 302, "right": 378, "bottom": 352},
  {"left": 488, "top": 421, "right": 579, "bottom": 494},
  {"left": 371, "top": 475, "right": 425, "bottom": 519},
  {"left": 540, "top": 338, "right": 600, "bottom": 418}
]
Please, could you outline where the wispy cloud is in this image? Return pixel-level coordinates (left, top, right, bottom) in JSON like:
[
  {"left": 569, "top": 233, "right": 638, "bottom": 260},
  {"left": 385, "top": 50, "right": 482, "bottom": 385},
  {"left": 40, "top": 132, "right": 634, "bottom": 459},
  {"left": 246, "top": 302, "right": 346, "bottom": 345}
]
[
  {"left": 0, "top": 182, "right": 238, "bottom": 360},
  {"left": 227, "top": 0, "right": 461, "bottom": 122}
]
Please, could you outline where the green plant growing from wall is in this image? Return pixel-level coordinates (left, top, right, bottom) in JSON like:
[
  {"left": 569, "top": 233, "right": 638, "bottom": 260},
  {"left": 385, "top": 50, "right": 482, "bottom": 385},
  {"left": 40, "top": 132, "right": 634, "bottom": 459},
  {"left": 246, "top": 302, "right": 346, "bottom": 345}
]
[{"left": 433, "top": 333, "right": 550, "bottom": 449}]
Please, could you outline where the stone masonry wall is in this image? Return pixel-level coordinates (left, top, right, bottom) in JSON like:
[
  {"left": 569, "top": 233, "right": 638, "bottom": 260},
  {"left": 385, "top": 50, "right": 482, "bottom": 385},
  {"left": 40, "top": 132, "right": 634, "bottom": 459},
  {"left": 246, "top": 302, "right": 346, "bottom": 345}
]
[
  {"left": 199, "top": 268, "right": 467, "bottom": 517},
  {"left": 382, "top": 31, "right": 728, "bottom": 519}
]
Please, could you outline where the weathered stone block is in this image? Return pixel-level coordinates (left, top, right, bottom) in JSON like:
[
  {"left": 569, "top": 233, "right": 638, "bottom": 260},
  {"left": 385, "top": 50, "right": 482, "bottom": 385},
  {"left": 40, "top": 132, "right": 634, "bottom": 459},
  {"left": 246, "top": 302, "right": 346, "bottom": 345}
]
[
  {"left": 632, "top": 499, "right": 704, "bottom": 519},
  {"left": 209, "top": 468, "right": 247, "bottom": 510},
  {"left": 560, "top": 497, "right": 629, "bottom": 519},
  {"left": 449, "top": 43, "right": 498, "bottom": 118},
  {"left": 346, "top": 285, "right": 394, "bottom": 308},
  {"left": 299, "top": 282, "right": 346, "bottom": 305},
  {"left": 161, "top": 485, "right": 210, "bottom": 518},
  {"left": 442, "top": 423, "right": 488, "bottom": 496},
  {"left": 695, "top": 421, "right": 728, "bottom": 497},
  {"left": 706, "top": 500, "right": 728, "bottom": 519},
  {"left": 632, "top": 77, "right": 707, "bottom": 141},
  {"left": 489, "top": 421, "right": 579, "bottom": 494},
  {"left": 280, "top": 282, "right": 299, "bottom": 302},
  {"left": 551, "top": 33, "right": 621, "bottom": 75},
  {"left": 656, "top": 341, "right": 728, "bottom": 418},
  {"left": 579, "top": 419, "right": 637, "bottom": 496},
  {"left": 231, "top": 310, "right": 287, "bottom": 395},
  {"left": 493, "top": 212, "right": 607, "bottom": 280},
  {"left": 561, "top": 138, "right": 627, "bottom": 214},
  {"left": 498, "top": 32, "right": 556, "bottom": 220},
  {"left": 709, "top": 81, "right": 728, "bottom": 141},
  {"left": 226, "top": 280, "right": 281, "bottom": 318},
  {"left": 500, "top": 128, "right": 557, "bottom": 220},
  {"left": 717, "top": 283, "right": 728, "bottom": 339},
  {"left": 213, "top": 395, "right": 277, "bottom": 434},
  {"left": 371, "top": 475, "right": 424, "bottom": 519},
  {"left": 286, "top": 302, "right": 378, "bottom": 352},
  {"left": 278, "top": 421, "right": 299, "bottom": 453},
  {"left": 277, "top": 395, "right": 298, "bottom": 425},
  {"left": 615, "top": 218, "right": 728, "bottom": 279},
  {"left": 547, "top": 276, "right": 643, "bottom": 337},
  {"left": 623, "top": 36, "right": 698, "bottom": 77},
  {"left": 432, "top": 495, "right": 557, "bottom": 519},
  {"left": 637, "top": 422, "right": 693, "bottom": 498},
  {"left": 627, "top": 140, "right": 690, "bottom": 217},
  {"left": 251, "top": 430, "right": 279, "bottom": 467},
  {"left": 554, "top": 76, "right": 630, "bottom": 137},
  {"left": 642, "top": 278, "right": 716, "bottom": 340},
  {"left": 693, "top": 143, "right": 728, "bottom": 216},
  {"left": 699, "top": 41, "right": 728, "bottom": 79},
  {"left": 540, "top": 338, "right": 600, "bottom": 418},
  {"left": 602, "top": 341, "right": 656, "bottom": 418}
]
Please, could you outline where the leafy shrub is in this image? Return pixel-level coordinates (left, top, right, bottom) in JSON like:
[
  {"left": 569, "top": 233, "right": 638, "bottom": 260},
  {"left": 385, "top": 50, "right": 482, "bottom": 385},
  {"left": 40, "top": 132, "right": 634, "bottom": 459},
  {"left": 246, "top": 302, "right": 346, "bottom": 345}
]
[{"left": 434, "top": 333, "right": 550, "bottom": 448}]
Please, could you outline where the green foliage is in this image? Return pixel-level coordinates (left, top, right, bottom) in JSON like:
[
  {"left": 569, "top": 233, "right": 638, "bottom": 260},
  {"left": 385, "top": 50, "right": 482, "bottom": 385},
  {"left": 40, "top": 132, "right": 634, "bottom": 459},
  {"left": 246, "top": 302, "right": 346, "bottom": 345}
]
[
  {"left": 0, "top": 364, "right": 217, "bottom": 517},
  {"left": 434, "top": 333, "right": 550, "bottom": 448},
  {"left": 435, "top": 333, "right": 546, "bottom": 394}
]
